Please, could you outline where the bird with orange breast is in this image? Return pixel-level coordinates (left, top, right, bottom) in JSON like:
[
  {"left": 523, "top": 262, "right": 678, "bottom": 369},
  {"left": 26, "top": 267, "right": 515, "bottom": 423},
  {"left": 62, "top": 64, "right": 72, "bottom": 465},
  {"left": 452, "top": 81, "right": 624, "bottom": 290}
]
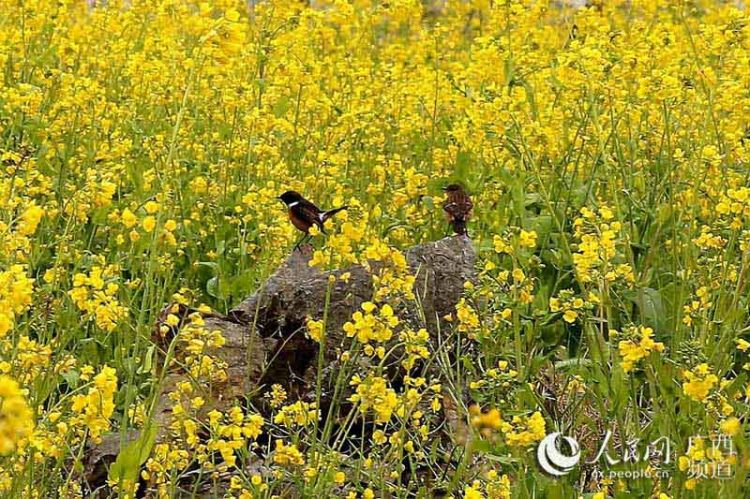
[
  {"left": 277, "top": 190, "right": 348, "bottom": 249},
  {"left": 442, "top": 183, "right": 473, "bottom": 236}
]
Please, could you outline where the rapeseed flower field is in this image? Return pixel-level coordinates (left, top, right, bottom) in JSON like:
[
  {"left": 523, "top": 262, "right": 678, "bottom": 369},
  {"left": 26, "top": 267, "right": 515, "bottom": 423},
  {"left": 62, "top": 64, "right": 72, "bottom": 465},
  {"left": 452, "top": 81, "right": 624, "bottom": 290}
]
[{"left": 1, "top": 0, "right": 749, "bottom": 497}]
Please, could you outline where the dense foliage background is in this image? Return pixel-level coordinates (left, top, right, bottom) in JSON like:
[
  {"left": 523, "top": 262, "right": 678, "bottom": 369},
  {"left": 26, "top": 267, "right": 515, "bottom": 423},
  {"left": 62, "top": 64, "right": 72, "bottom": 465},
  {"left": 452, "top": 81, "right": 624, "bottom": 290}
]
[{"left": 0, "top": 0, "right": 749, "bottom": 497}]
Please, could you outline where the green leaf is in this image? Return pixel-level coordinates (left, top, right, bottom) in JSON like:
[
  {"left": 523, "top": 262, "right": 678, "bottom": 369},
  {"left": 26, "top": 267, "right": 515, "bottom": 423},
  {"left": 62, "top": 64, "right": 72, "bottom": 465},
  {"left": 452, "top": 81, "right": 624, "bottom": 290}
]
[
  {"left": 484, "top": 453, "right": 522, "bottom": 465},
  {"left": 137, "top": 345, "right": 155, "bottom": 375},
  {"left": 528, "top": 215, "right": 553, "bottom": 239},
  {"left": 273, "top": 96, "right": 290, "bottom": 118},
  {"left": 61, "top": 369, "right": 80, "bottom": 387},
  {"left": 609, "top": 364, "right": 627, "bottom": 414},
  {"left": 625, "top": 287, "right": 665, "bottom": 331},
  {"left": 554, "top": 358, "right": 592, "bottom": 370},
  {"left": 108, "top": 424, "right": 157, "bottom": 487},
  {"left": 206, "top": 276, "right": 221, "bottom": 298}
]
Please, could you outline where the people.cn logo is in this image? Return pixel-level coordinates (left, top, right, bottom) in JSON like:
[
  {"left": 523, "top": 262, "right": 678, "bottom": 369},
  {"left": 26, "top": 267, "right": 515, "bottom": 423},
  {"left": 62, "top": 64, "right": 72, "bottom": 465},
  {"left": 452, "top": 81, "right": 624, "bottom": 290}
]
[{"left": 537, "top": 432, "right": 581, "bottom": 476}]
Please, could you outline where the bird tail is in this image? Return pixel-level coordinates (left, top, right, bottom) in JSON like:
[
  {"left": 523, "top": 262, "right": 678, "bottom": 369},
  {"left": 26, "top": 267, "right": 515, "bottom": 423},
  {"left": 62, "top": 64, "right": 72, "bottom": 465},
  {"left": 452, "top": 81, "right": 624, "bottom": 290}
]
[{"left": 321, "top": 205, "right": 348, "bottom": 222}]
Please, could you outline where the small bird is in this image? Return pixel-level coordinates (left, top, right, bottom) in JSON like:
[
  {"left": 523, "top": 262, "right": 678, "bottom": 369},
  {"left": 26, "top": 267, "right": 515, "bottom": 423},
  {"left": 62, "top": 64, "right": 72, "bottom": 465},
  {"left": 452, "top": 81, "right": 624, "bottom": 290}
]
[
  {"left": 442, "top": 183, "right": 473, "bottom": 236},
  {"left": 277, "top": 190, "right": 348, "bottom": 249}
]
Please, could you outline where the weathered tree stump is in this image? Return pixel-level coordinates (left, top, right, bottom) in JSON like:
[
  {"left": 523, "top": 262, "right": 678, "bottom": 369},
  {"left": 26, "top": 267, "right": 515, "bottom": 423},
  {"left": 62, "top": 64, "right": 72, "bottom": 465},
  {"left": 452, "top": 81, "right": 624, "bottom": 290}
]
[
  {"left": 86, "top": 235, "right": 475, "bottom": 489},
  {"left": 223, "top": 234, "right": 475, "bottom": 402}
]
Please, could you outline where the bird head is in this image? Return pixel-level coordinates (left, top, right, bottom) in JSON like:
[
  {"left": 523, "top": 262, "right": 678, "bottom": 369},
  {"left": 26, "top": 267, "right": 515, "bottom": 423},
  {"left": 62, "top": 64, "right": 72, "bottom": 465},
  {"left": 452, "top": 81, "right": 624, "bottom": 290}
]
[
  {"left": 443, "top": 183, "right": 464, "bottom": 193},
  {"left": 277, "top": 190, "right": 303, "bottom": 206}
]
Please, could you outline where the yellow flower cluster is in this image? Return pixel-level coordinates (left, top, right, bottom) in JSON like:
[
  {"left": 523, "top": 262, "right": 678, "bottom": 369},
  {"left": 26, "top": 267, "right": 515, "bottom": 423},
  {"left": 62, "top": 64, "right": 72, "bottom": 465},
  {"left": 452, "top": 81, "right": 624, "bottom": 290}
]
[
  {"left": 343, "top": 302, "right": 399, "bottom": 346},
  {"left": 682, "top": 286, "right": 713, "bottom": 327},
  {"left": 616, "top": 326, "right": 665, "bottom": 373},
  {"left": 265, "top": 383, "right": 288, "bottom": 409},
  {"left": 0, "top": 153, "right": 49, "bottom": 258},
  {"left": 1, "top": 0, "right": 749, "bottom": 495},
  {"left": 273, "top": 439, "right": 305, "bottom": 467},
  {"left": 682, "top": 364, "right": 719, "bottom": 403},
  {"left": 306, "top": 317, "right": 325, "bottom": 343},
  {"left": 143, "top": 443, "right": 191, "bottom": 494},
  {"left": 16, "top": 204, "right": 45, "bottom": 237},
  {"left": 0, "top": 376, "right": 34, "bottom": 455},
  {"left": 572, "top": 206, "right": 634, "bottom": 285},
  {"left": 400, "top": 327, "right": 430, "bottom": 370},
  {"left": 370, "top": 246, "right": 416, "bottom": 302},
  {"left": 115, "top": 201, "right": 179, "bottom": 246},
  {"left": 349, "top": 375, "right": 399, "bottom": 424},
  {"left": 500, "top": 411, "right": 546, "bottom": 448},
  {"left": 3, "top": 336, "right": 52, "bottom": 385},
  {"left": 492, "top": 228, "right": 538, "bottom": 254},
  {"left": 469, "top": 405, "right": 545, "bottom": 448},
  {"left": 273, "top": 400, "right": 319, "bottom": 428},
  {"left": 550, "top": 289, "right": 598, "bottom": 324},
  {"left": 70, "top": 365, "right": 118, "bottom": 443},
  {"left": 146, "top": 306, "right": 266, "bottom": 494},
  {"left": 0, "top": 265, "right": 34, "bottom": 338},
  {"left": 469, "top": 405, "right": 503, "bottom": 435},
  {"left": 69, "top": 265, "right": 127, "bottom": 332},
  {"left": 464, "top": 470, "right": 511, "bottom": 499},
  {"left": 206, "top": 407, "right": 264, "bottom": 468},
  {"left": 178, "top": 315, "right": 228, "bottom": 382},
  {"left": 309, "top": 218, "right": 362, "bottom": 269},
  {"left": 454, "top": 297, "right": 480, "bottom": 334}
]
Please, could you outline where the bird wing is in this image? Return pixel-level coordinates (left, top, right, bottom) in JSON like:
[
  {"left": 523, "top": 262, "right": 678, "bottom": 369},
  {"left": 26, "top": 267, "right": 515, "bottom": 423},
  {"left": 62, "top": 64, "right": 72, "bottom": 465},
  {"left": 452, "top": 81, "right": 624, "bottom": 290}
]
[{"left": 293, "top": 198, "right": 324, "bottom": 228}]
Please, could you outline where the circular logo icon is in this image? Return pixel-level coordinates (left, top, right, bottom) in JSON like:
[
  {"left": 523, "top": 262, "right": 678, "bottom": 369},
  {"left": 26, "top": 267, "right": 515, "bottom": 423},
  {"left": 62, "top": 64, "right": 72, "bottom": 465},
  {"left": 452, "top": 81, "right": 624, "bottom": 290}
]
[{"left": 537, "top": 432, "right": 581, "bottom": 476}]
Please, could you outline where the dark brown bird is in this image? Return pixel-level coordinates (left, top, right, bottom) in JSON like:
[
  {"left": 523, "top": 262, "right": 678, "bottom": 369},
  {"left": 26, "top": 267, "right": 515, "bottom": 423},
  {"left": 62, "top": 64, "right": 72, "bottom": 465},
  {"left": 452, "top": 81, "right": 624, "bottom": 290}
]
[
  {"left": 277, "top": 190, "right": 348, "bottom": 249},
  {"left": 442, "top": 183, "right": 473, "bottom": 236}
]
